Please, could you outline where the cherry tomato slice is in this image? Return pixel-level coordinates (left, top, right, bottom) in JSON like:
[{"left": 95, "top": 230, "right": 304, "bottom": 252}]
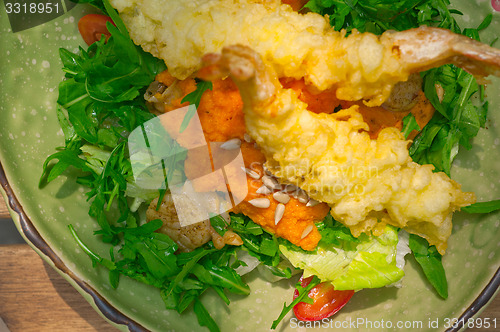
[
  {"left": 293, "top": 276, "right": 354, "bottom": 321},
  {"left": 493, "top": 0, "right": 500, "bottom": 12},
  {"left": 78, "top": 14, "right": 114, "bottom": 46}
]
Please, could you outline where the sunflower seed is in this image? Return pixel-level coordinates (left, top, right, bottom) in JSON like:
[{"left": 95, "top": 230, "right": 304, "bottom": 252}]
[
  {"left": 220, "top": 138, "right": 242, "bottom": 150},
  {"left": 241, "top": 167, "right": 261, "bottom": 179},
  {"left": 274, "top": 203, "right": 285, "bottom": 225},
  {"left": 273, "top": 192, "right": 290, "bottom": 204},
  {"left": 301, "top": 225, "right": 314, "bottom": 240},
  {"left": 262, "top": 175, "right": 280, "bottom": 190},
  {"left": 284, "top": 184, "right": 298, "bottom": 193},
  {"left": 248, "top": 198, "right": 271, "bottom": 208},
  {"left": 306, "top": 198, "right": 320, "bottom": 207},
  {"left": 262, "top": 165, "right": 273, "bottom": 176},
  {"left": 295, "top": 189, "right": 309, "bottom": 204},
  {"left": 244, "top": 133, "right": 252, "bottom": 142},
  {"left": 256, "top": 185, "right": 272, "bottom": 195}
]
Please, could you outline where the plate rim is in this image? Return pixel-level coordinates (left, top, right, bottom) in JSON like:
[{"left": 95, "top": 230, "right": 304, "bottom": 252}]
[{"left": 0, "top": 160, "right": 148, "bottom": 332}]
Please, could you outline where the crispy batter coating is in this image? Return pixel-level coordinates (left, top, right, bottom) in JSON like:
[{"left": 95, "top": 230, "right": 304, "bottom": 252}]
[
  {"left": 109, "top": 0, "right": 408, "bottom": 105},
  {"left": 111, "top": 0, "right": 500, "bottom": 106},
  {"left": 198, "top": 45, "right": 476, "bottom": 254}
]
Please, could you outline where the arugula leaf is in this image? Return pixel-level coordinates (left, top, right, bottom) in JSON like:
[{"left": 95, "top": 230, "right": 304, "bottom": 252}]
[
  {"left": 71, "top": 0, "right": 108, "bottom": 14},
  {"left": 194, "top": 299, "right": 220, "bottom": 332},
  {"left": 411, "top": 65, "right": 485, "bottom": 175},
  {"left": 41, "top": 147, "right": 95, "bottom": 184},
  {"left": 408, "top": 15, "right": 489, "bottom": 175},
  {"left": 102, "top": 0, "right": 129, "bottom": 36},
  {"left": 316, "top": 214, "right": 359, "bottom": 246},
  {"left": 209, "top": 215, "right": 228, "bottom": 236},
  {"left": 305, "top": 0, "right": 445, "bottom": 34},
  {"left": 185, "top": 255, "right": 251, "bottom": 297},
  {"left": 462, "top": 200, "right": 500, "bottom": 214},
  {"left": 41, "top": 0, "right": 166, "bottom": 243},
  {"left": 271, "top": 275, "right": 321, "bottom": 329},
  {"left": 179, "top": 80, "right": 213, "bottom": 132},
  {"left": 181, "top": 79, "right": 213, "bottom": 107},
  {"left": 409, "top": 234, "right": 448, "bottom": 299},
  {"left": 229, "top": 214, "right": 281, "bottom": 267},
  {"left": 401, "top": 113, "right": 421, "bottom": 139},
  {"left": 69, "top": 224, "right": 116, "bottom": 270},
  {"left": 165, "top": 249, "right": 217, "bottom": 299}
]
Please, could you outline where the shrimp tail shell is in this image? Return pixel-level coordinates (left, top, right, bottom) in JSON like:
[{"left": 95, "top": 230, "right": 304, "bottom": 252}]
[{"left": 387, "top": 26, "right": 500, "bottom": 81}]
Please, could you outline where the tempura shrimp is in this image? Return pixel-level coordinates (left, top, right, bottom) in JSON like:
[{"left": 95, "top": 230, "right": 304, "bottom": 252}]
[
  {"left": 198, "top": 45, "right": 476, "bottom": 254},
  {"left": 109, "top": 0, "right": 500, "bottom": 105}
]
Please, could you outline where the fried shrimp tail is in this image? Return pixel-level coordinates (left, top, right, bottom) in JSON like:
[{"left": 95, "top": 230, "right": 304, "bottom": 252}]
[
  {"left": 199, "top": 48, "right": 277, "bottom": 110},
  {"left": 199, "top": 45, "right": 475, "bottom": 255},
  {"left": 387, "top": 26, "right": 500, "bottom": 81}
]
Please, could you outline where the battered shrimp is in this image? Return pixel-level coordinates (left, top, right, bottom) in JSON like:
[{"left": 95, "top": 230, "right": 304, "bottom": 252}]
[
  {"left": 109, "top": 0, "right": 500, "bottom": 105},
  {"left": 198, "top": 45, "right": 476, "bottom": 254}
]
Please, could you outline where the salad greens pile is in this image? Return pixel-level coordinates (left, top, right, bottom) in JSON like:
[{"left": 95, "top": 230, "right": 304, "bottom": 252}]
[{"left": 40, "top": 0, "right": 500, "bottom": 331}]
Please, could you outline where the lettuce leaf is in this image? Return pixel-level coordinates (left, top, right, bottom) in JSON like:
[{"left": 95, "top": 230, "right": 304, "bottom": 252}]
[
  {"left": 332, "top": 252, "right": 404, "bottom": 290},
  {"left": 280, "top": 226, "right": 403, "bottom": 290}
]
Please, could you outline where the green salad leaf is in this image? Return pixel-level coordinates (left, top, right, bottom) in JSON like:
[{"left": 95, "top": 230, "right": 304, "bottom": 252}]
[
  {"left": 316, "top": 214, "right": 359, "bottom": 247},
  {"left": 305, "top": 0, "right": 460, "bottom": 35},
  {"left": 409, "top": 234, "right": 448, "bottom": 299},
  {"left": 71, "top": 0, "right": 108, "bottom": 14},
  {"left": 332, "top": 251, "right": 404, "bottom": 290},
  {"left": 280, "top": 224, "right": 403, "bottom": 290},
  {"left": 194, "top": 299, "right": 220, "bottom": 332},
  {"left": 180, "top": 79, "right": 213, "bottom": 132},
  {"left": 229, "top": 214, "right": 291, "bottom": 277},
  {"left": 462, "top": 200, "right": 500, "bottom": 214},
  {"left": 41, "top": 0, "right": 166, "bottom": 241},
  {"left": 401, "top": 113, "right": 421, "bottom": 139}
]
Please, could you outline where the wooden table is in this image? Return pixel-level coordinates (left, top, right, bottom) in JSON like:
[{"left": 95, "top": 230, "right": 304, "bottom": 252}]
[
  {"left": 0, "top": 197, "right": 499, "bottom": 331},
  {"left": 0, "top": 198, "right": 113, "bottom": 331}
]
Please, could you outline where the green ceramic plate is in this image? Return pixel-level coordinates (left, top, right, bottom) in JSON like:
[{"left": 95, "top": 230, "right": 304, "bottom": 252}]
[{"left": 1, "top": 1, "right": 499, "bottom": 331}]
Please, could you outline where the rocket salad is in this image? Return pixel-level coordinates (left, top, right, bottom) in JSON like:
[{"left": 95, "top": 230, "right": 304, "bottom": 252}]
[{"left": 40, "top": 0, "right": 500, "bottom": 331}]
